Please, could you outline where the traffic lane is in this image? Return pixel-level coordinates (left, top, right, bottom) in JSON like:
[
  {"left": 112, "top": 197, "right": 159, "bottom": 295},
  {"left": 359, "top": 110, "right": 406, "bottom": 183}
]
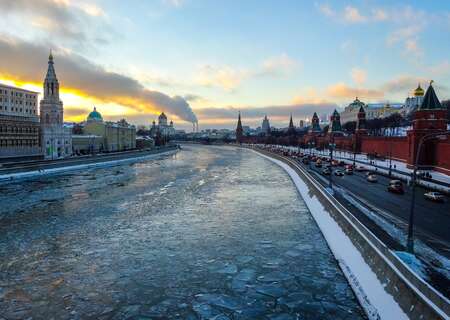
[
  {"left": 304, "top": 161, "right": 450, "bottom": 246},
  {"left": 350, "top": 170, "right": 450, "bottom": 234}
]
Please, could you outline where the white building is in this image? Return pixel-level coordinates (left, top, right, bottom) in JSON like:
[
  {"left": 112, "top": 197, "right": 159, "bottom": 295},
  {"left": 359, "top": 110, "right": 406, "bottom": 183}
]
[
  {"left": 0, "top": 84, "right": 38, "bottom": 117},
  {"left": 150, "top": 112, "right": 176, "bottom": 137},
  {"left": 340, "top": 97, "right": 404, "bottom": 125},
  {"left": 365, "top": 103, "right": 403, "bottom": 120},
  {"left": 0, "top": 84, "right": 42, "bottom": 159},
  {"left": 340, "top": 97, "right": 366, "bottom": 124},
  {"left": 40, "top": 52, "right": 72, "bottom": 159},
  {"left": 403, "top": 84, "right": 425, "bottom": 116}
]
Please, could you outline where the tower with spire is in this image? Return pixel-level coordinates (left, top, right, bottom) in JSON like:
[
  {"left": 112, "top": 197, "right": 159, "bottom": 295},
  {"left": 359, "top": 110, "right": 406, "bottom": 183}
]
[
  {"left": 236, "top": 112, "right": 243, "bottom": 143},
  {"left": 330, "top": 109, "right": 342, "bottom": 134},
  {"left": 287, "top": 114, "right": 296, "bottom": 135},
  {"left": 310, "top": 112, "right": 321, "bottom": 132},
  {"left": 40, "top": 51, "right": 72, "bottom": 159},
  {"left": 407, "top": 81, "right": 448, "bottom": 167}
]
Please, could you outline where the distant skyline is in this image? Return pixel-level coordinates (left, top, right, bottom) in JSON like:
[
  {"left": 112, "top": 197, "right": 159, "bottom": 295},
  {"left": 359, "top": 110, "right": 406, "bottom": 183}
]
[{"left": 0, "top": 0, "right": 449, "bottom": 130}]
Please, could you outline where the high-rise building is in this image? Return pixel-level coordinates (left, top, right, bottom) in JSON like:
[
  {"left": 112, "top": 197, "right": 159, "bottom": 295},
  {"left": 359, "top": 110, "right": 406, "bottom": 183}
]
[
  {"left": 40, "top": 52, "right": 72, "bottom": 159},
  {"left": 261, "top": 115, "right": 270, "bottom": 135},
  {"left": 0, "top": 84, "right": 42, "bottom": 160}
]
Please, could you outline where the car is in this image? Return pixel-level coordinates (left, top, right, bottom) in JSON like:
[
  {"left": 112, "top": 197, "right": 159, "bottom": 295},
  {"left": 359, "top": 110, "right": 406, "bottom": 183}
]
[
  {"left": 345, "top": 168, "right": 353, "bottom": 175},
  {"left": 315, "top": 162, "right": 322, "bottom": 168},
  {"left": 334, "top": 170, "right": 344, "bottom": 176},
  {"left": 322, "top": 168, "right": 331, "bottom": 175},
  {"left": 331, "top": 160, "right": 339, "bottom": 166},
  {"left": 355, "top": 166, "right": 367, "bottom": 172},
  {"left": 387, "top": 180, "right": 404, "bottom": 194},
  {"left": 302, "top": 158, "right": 310, "bottom": 165},
  {"left": 345, "top": 164, "right": 354, "bottom": 170},
  {"left": 339, "top": 161, "right": 345, "bottom": 166},
  {"left": 424, "top": 192, "right": 445, "bottom": 202},
  {"left": 367, "top": 174, "right": 378, "bottom": 182}
]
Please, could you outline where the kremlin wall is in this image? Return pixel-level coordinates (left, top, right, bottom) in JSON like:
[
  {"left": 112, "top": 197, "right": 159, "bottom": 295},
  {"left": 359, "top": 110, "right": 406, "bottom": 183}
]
[{"left": 236, "top": 83, "right": 450, "bottom": 175}]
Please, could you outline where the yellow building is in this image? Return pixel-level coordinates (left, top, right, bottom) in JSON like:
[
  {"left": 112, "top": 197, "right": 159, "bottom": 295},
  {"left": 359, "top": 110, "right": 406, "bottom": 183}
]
[{"left": 83, "top": 107, "right": 136, "bottom": 152}]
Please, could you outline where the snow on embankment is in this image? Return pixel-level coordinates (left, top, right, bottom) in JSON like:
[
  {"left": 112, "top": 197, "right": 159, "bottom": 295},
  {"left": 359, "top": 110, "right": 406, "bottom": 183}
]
[
  {"left": 0, "top": 149, "right": 178, "bottom": 183},
  {"left": 256, "top": 151, "right": 408, "bottom": 320}
]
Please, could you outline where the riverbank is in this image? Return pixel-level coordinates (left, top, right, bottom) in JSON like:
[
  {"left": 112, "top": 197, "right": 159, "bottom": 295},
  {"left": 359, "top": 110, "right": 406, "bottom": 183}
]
[{"left": 0, "top": 146, "right": 179, "bottom": 183}]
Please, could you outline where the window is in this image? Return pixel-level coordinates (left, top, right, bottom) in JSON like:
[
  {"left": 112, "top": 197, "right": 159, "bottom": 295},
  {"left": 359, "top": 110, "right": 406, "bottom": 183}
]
[{"left": 46, "top": 113, "right": 49, "bottom": 124}]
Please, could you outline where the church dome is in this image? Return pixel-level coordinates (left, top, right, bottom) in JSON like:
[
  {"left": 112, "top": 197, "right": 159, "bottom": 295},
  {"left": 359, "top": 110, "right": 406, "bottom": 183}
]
[
  {"left": 87, "top": 107, "right": 103, "bottom": 122},
  {"left": 414, "top": 84, "right": 424, "bottom": 97},
  {"left": 159, "top": 112, "right": 167, "bottom": 120}
]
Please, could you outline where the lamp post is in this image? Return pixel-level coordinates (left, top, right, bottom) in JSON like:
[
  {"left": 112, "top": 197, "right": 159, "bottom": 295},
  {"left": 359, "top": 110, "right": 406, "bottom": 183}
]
[
  {"left": 407, "top": 132, "right": 448, "bottom": 253},
  {"left": 352, "top": 138, "right": 356, "bottom": 168},
  {"left": 388, "top": 130, "right": 393, "bottom": 177},
  {"left": 329, "top": 141, "right": 336, "bottom": 189}
]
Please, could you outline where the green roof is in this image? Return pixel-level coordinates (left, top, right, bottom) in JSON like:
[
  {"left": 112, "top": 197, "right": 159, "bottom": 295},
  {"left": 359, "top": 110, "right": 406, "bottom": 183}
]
[
  {"left": 419, "top": 83, "right": 443, "bottom": 110},
  {"left": 87, "top": 107, "right": 103, "bottom": 121}
]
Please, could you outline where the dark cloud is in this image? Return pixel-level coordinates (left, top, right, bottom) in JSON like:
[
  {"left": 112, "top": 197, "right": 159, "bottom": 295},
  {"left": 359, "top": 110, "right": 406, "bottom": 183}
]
[
  {"left": 0, "top": 36, "right": 198, "bottom": 123},
  {"left": 64, "top": 107, "right": 89, "bottom": 117},
  {"left": 0, "top": 0, "right": 112, "bottom": 48},
  {"left": 195, "top": 103, "right": 337, "bottom": 120}
]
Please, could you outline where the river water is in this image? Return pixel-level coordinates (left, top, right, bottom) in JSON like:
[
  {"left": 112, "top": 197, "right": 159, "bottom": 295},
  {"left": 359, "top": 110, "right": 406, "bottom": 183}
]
[{"left": 0, "top": 145, "right": 365, "bottom": 319}]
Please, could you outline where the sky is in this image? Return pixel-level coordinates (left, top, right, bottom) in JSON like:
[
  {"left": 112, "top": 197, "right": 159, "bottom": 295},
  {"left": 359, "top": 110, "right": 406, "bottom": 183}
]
[{"left": 0, "top": 0, "right": 449, "bottom": 130}]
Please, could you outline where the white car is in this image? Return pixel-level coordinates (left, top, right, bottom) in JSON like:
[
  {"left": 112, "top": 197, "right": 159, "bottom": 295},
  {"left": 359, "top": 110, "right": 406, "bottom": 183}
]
[
  {"left": 367, "top": 174, "right": 378, "bottom": 183},
  {"left": 424, "top": 192, "right": 445, "bottom": 202}
]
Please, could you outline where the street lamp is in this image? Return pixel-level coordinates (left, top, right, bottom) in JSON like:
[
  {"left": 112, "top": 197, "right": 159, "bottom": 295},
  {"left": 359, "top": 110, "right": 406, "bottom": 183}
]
[
  {"left": 388, "top": 131, "right": 393, "bottom": 177},
  {"left": 329, "top": 141, "right": 336, "bottom": 189},
  {"left": 406, "top": 132, "right": 448, "bottom": 253}
]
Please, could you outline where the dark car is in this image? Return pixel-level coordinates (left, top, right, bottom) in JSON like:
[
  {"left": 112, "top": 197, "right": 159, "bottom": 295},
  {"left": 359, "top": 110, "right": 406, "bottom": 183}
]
[
  {"left": 322, "top": 168, "right": 331, "bottom": 175},
  {"left": 302, "top": 158, "right": 310, "bottom": 165},
  {"left": 387, "top": 180, "right": 404, "bottom": 194}
]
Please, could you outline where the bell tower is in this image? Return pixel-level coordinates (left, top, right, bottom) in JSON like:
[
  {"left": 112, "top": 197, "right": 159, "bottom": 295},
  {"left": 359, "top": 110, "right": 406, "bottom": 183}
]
[{"left": 40, "top": 51, "right": 63, "bottom": 127}]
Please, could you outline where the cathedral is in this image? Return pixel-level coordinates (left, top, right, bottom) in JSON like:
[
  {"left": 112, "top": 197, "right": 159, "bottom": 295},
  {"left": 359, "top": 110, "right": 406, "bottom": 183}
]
[
  {"left": 150, "top": 112, "right": 176, "bottom": 137},
  {"left": 40, "top": 52, "right": 72, "bottom": 159}
]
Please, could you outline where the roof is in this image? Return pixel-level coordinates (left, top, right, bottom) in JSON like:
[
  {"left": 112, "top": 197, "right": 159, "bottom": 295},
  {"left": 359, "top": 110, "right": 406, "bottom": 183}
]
[
  {"left": 87, "top": 107, "right": 103, "bottom": 121},
  {"left": 0, "top": 82, "right": 39, "bottom": 94},
  {"left": 418, "top": 83, "right": 443, "bottom": 110}
]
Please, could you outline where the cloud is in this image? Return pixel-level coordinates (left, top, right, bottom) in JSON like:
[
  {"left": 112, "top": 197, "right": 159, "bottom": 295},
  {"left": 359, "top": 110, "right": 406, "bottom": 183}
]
[
  {"left": 327, "top": 83, "right": 384, "bottom": 100},
  {"left": 0, "top": 35, "right": 198, "bottom": 123},
  {"left": 386, "top": 25, "right": 423, "bottom": 58},
  {"left": 350, "top": 68, "right": 367, "bottom": 85},
  {"left": 64, "top": 107, "right": 90, "bottom": 118},
  {"left": 195, "top": 103, "right": 337, "bottom": 123},
  {"left": 163, "top": 0, "right": 184, "bottom": 8},
  {"left": 344, "top": 6, "right": 367, "bottom": 23},
  {"left": 315, "top": 3, "right": 335, "bottom": 17},
  {"left": 259, "top": 53, "right": 299, "bottom": 77},
  {"left": 195, "top": 54, "right": 300, "bottom": 91},
  {"left": 0, "top": 0, "right": 111, "bottom": 48},
  {"left": 195, "top": 65, "right": 248, "bottom": 92},
  {"left": 427, "top": 61, "right": 450, "bottom": 77},
  {"left": 372, "top": 8, "right": 388, "bottom": 21}
]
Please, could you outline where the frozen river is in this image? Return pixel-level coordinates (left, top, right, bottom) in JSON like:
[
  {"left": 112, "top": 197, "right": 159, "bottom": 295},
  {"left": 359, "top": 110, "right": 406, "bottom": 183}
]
[{"left": 0, "top": 145, "right": 365, "bottom": 319}]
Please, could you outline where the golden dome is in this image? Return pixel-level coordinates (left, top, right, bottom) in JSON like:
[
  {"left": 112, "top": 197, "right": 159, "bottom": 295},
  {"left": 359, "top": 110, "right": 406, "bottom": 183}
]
[{"left": 414, "top": 84, "right": 424, "bottom": 97}]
